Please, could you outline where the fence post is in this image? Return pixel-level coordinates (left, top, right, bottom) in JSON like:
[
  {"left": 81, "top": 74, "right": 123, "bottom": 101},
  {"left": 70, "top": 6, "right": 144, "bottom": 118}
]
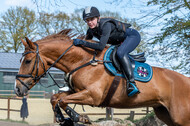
[
  {"left": 106, "top": 107, "right": 114, "bottom": 120},
  {"left": 129, "top": 111, "right": 135, "bottom": 121},
  {"left": 146, "top": 107, "right": 149, "bottom": 114},
  {"left": 7, "top": 98, "right": 10, "bottom": 119},
  {"left": 111, "top": 108, "right": 114, "bottom": 120}
]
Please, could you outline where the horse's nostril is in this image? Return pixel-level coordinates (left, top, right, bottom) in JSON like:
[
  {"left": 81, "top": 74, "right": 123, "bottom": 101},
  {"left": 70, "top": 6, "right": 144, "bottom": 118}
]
[{"left": 16, "top": 87, "right": 20, "bottom": 93}]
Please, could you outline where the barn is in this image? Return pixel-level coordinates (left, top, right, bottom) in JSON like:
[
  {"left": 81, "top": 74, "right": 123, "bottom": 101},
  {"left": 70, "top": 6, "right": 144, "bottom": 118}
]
[{"left": 0, "top": 52, "right": 65, "bottom": 96}]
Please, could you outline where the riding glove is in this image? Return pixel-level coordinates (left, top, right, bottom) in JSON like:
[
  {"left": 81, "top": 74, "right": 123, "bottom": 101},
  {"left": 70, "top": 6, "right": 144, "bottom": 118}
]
[
  {"left": 73, "top": 39, "right": 85, "bottom": 46},
  {"left": 73, "top": 39, "right": 105, "bottom": 51}
]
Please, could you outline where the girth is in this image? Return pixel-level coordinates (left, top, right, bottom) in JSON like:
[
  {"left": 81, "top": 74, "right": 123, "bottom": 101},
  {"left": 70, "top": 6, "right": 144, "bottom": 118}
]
[{"left": 99, "top": 76, "right": 121, "bottom": 107}]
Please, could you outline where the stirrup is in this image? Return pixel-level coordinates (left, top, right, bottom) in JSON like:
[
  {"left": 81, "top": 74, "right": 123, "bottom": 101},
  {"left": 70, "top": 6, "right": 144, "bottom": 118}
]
[{"left": 127, "top": 82, "right": 140, "bottom": 97}]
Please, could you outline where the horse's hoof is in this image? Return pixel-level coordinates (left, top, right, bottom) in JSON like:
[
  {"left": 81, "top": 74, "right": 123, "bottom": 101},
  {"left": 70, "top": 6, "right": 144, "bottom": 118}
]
[
  {"left": 56, "top": 116, "right": 64, "bottom": 123},
  {"left": 55, "top": 113, "right": 64, "bottom": 123},
  {"left": 59, "top": 118, "right": 74, "bottom": 126},
  {"left": 79, "top": 114, "right": 91, "bottom": 124}
]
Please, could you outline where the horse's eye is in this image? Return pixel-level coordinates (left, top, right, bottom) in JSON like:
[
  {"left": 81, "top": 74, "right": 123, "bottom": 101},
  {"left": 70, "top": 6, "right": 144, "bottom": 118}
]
[{"left": 25, "top": 60, "right": 31, "bottom": 64}]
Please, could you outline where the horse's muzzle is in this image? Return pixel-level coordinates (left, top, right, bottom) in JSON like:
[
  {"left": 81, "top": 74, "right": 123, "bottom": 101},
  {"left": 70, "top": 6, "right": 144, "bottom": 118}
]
[{"left": 14, "top": 81, "right": 29, "bottom": 97}]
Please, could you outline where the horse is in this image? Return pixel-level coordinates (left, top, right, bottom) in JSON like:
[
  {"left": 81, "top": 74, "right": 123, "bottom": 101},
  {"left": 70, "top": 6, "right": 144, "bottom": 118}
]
[{"left": 14, "top": 29, "right": 190, "bottom": 126}]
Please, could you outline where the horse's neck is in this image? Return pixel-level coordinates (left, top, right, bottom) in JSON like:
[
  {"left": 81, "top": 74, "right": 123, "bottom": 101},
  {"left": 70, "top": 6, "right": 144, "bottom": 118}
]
[{"left": 40, "top": 42, "right": 93, "bottom": 73}]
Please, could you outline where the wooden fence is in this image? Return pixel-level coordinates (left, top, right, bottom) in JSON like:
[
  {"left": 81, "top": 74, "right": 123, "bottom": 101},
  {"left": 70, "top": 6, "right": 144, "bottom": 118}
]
[
  {"left": 0, "top": 90, "right": 46, "bottom": 98},
  {"left": 105, "top": 107, "right": 152, "bottom": 120},
  {"left": 0, "top": 96, "right": 152, "bottom": 123},
  {"left": 0, "top": 97, "right": 21, "bottom": 120}
]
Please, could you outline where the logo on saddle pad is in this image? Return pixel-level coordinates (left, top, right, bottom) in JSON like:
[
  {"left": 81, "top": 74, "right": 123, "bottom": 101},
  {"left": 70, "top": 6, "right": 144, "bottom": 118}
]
[{"left": 104, "top": 46, "right": 153, "bottom": 82}]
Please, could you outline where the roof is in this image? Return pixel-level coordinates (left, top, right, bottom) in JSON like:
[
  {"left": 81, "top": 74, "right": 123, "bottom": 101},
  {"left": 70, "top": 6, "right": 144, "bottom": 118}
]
[
  {"left": 0, "top": 52, "right": 21, "bottom": 69},
  {"left": 0, "top": 52, "right": 62, "bottom": 73}
]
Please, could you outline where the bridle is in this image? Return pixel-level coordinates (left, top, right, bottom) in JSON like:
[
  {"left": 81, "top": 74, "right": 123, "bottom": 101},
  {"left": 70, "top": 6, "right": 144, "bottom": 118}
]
[{"left": 16, "top": 43, "right": 73, "bottom": 90}]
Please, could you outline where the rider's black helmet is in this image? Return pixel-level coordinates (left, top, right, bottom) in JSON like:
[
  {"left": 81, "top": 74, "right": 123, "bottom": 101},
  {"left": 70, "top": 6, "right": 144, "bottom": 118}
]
[{"left": 83, "top": 6, "right": 100, "bottom": 21}]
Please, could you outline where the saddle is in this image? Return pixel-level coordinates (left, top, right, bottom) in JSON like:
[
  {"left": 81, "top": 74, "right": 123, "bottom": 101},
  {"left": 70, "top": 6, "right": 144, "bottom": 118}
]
[
  {"left": 104, "top": 46, "right": 152, "bottom": 82},
  {"left": 110, "top": 46, "right": 146, "bottom": 73}
]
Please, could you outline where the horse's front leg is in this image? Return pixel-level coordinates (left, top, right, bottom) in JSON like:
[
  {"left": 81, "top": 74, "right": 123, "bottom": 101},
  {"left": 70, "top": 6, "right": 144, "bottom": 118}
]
[
  {"left": 51, "top": 92, "right": 71, "bottom": 110},
  {"left": 51, "top": 91, "right": 91, "bottom": 125},
  {"left": 60, "top": 89, "right": 100, "bottom": 105},
  {"left": 59, "top": 89, "right": 99, "bottom": 124},
  {"left": 50, "top": 92, "right": 71, "bottom": 123}
]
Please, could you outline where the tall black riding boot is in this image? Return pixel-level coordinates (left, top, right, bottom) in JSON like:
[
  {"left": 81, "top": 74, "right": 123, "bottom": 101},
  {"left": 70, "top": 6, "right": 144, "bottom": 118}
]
[{"left": 118, "top": 54, "right": 140, "bottom": 97}]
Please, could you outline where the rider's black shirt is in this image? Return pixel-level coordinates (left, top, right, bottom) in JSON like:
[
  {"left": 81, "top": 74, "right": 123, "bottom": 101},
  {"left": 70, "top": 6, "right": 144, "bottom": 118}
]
[{"left": 84, "top": 18, "right": 128, "bottom": 51}]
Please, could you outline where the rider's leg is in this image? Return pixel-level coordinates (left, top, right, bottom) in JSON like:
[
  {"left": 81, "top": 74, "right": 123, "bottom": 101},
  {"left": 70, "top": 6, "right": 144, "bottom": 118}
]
[
  {"left": 118, "top": 53, "right": 140, "bottom": 97},
  {"left": 117, "top": 28, "right": 141, "bottom": 97}
]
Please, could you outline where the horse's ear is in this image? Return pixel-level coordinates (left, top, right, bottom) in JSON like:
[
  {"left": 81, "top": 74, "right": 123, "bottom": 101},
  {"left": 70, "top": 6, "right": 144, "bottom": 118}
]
[
  {"left": 21, "top": 38, "right": 27, "bottom": 47},
  {"left": 25, "top": 37, "right": 35, "bottom": 49}
]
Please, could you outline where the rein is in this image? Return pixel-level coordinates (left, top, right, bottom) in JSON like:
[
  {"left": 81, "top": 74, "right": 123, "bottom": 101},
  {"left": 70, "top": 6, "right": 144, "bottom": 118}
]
[
  {"left": 16, "top": 42, "right": 111, "bottom": 91},
  {"left": 16, "top": 43, "right": 73, "bottom": 90}
]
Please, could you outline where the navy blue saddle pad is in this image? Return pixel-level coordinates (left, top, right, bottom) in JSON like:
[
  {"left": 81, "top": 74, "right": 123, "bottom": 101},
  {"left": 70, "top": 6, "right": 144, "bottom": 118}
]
[{"left": 104, "top": 46, "right": 153, "bottom": 82}]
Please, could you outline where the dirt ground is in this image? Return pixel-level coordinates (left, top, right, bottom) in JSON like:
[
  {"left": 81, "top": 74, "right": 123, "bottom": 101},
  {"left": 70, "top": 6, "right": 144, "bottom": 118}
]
[
  {"left": 0, "top": 121, "right": 35, "bottom": 126},
  {"left": 0, "top": 120, "right": 135, "bottom": 126},
  {"left": 0, "top": 98, "right": 152, "bottom": 125}
]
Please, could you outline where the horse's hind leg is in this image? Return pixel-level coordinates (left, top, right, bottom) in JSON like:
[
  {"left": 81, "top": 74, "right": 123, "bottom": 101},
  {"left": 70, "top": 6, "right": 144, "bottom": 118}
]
[{"left": 153, "top": 106, "right": 175, "bottom": 126}]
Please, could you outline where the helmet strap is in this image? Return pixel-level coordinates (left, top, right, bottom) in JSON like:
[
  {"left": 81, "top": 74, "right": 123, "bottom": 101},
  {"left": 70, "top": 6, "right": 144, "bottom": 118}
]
[{"left": 96, "top": 17, "right": 100, "bottom": 27}]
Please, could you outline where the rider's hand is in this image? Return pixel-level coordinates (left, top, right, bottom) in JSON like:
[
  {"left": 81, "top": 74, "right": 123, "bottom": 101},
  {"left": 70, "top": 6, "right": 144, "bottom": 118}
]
[{"left": 73, "top": 39, "right": 84, "bottom": 46}]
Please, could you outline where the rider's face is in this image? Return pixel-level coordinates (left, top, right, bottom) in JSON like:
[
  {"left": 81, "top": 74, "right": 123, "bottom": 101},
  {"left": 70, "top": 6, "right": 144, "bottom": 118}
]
[{"left": 85, "top": 17, "right": 99, "bottom": 29}]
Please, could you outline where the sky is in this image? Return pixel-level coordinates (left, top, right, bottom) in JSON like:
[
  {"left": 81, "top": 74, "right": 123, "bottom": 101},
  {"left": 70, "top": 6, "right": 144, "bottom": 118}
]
[
  {"left": 0, "top": 0, "right": 148, "bottom": 19},
  {"left": 0, "top": 0, "right": 154, "bottom": 39},
  {"left": 0, "top": 0, "right": 157, "bottom": 37}
]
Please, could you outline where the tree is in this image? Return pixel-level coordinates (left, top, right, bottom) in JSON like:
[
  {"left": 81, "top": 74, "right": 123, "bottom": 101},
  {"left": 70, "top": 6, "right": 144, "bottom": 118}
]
[
  {"left": 31, "top": 0, "right": 66, "bottom": 12},
  {"left": 0, "top": 7, "right": 37, "bottom": 53},
  {"left": 144, "top": 0, "right": 190, "bottom": 75},
  {"left": 102, "top": 0, "right": 190, "bottom": 75},
  {"left": 69, "top": 9, "right": 88, "bottom": 35},
  {"left": 37, "top": 12, "right": 71, "bottom": 38}
]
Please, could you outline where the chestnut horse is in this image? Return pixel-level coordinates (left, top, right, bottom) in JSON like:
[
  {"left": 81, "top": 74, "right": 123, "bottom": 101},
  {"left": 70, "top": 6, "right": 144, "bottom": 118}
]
[{"left": 15, "top": 29, "right": 190, "bottom": 126}]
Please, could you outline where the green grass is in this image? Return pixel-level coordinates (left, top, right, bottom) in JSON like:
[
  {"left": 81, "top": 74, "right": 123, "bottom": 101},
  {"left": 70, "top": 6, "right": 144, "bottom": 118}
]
[{"left": 129, "top": 112, "right": 155, "bottom": 123}]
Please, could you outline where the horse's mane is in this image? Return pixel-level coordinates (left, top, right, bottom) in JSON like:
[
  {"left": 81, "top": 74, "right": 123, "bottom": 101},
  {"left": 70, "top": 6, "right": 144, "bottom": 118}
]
[
  {"left": 36, "top": 29, "right": 85, "bottom": 43},
  {"left": 36, "top": 28, "right": 107, "bottom": 50}
]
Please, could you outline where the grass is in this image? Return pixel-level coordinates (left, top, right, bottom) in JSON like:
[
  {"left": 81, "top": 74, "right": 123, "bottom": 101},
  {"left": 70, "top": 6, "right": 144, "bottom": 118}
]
[
  {"left": 93, "top": 117, "right": 124, "bottom": 123},
  {"left": 92, "top": 112, "right": 155, "bottom": 124},
  {"left": 129, "top": 112, "right": 155, "bottom": 123}
]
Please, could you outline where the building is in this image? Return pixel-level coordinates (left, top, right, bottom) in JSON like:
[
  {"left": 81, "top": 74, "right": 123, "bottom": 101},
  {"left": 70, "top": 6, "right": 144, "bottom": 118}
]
[{"left": 0, "top": 52, "right": 66, "bottom": 95}]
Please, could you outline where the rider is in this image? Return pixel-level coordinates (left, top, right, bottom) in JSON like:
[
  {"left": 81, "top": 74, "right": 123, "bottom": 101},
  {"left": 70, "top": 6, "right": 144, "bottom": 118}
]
[{"left": 73, "top": 6, "right": 141, "bottom": 97}]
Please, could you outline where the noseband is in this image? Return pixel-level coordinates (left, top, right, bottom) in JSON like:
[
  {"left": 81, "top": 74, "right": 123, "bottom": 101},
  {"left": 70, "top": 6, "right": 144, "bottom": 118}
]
[{"left": 16, "top": 43, "right": 73, "bottom": 90}]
